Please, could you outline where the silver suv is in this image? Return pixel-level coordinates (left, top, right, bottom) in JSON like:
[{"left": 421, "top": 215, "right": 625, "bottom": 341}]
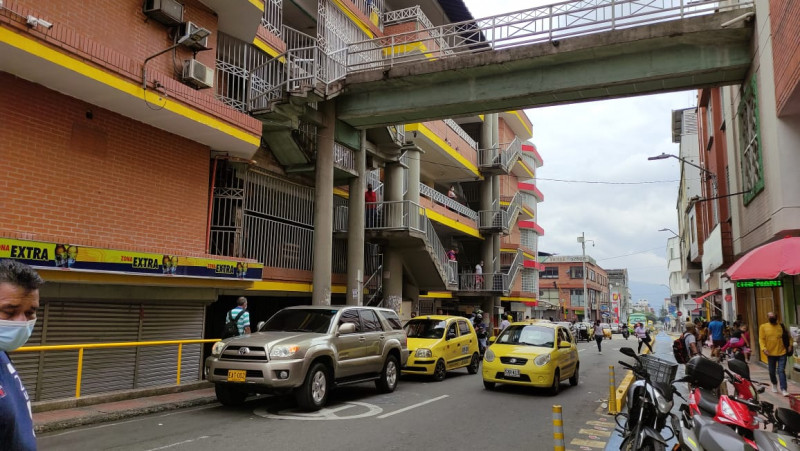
[{"left": 205, "top": 305, "right": 409, "bottom": 411}]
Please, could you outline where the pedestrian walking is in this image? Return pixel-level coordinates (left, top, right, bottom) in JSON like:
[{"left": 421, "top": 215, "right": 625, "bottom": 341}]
[
  {"left": 499, "top": 315, "right": 511, "bottom": 332},
  {"left": 593, "top": 319, "right": 604, "bottom": 353},
  {"left": 707, "top": 315, "right": 725, "bottom": 359},
  {"left": 635, "top": 322, "right": 653, "bottom": 353},
  {"left": 684, "top": 321, "right": 699, "bottom": 358},
  {"left": 0, "top": 260, "right": 43, "bottom": 451},
  {"left": 475, "top": 260, "right": 484, "bottom": 289},
  {"left": 226, "top": 296, "right": 251, "bottom": 336},
  {"left": 759, "top": 312, "right": 792, "bottom": 396},
  {"left": 446, "top": 249, "right": 457, "bottom": 284}
]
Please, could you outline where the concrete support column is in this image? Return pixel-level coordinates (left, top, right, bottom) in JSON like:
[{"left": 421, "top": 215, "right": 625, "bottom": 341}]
[
  {"left": 312, "top": 101, "right": 335, "bottom": 305},
  {"left": 383, "top": 248, "right": 403, "bottom": 313},
  {"left": 384, "top": 161, "right": 404, "bottom": 228},
  {"left": 404, "top": 146, "right": 421, "bottom": 203},
  {"left": 490, "top": 113, "right": 499, "bottom": 150},
  {"left": 346, "top": 131, "right": 367, "bottom": 305},
  {"left": 481, "top": 176, "right": 494, "bottom": 275},
  {"left": 480, "top": 112, "right": 493, "bottom": 165},
  {"left": 492, "top": 173, "right": 501, "bottom": 277}
]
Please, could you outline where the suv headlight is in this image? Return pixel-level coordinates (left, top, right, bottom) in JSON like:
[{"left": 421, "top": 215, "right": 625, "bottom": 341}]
[
  {"left": 415, "top": 348, "right": 432, "bottom": 358},
  {"left": 269, "top": 345, "right": 300, "bottom": 358},
  {"left": 211, "top": 341, "right": 226, "bottom": 356},
  {"left": 534, "top": 353, "right": 551, "bottom": 366}
]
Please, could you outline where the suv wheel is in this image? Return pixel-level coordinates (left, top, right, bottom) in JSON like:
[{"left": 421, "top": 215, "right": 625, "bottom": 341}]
[
  {"left": 215, "top": 384, "right": 248, "bottom": 406},
  {"left": 295, "top": 362, "right": 329, "bottom": 411},
  {"left": 375, "top": 354, "right": 399, "bottom": 393},
  {"left": 467, "top": 353, "right": 480, "bottom": 374}
]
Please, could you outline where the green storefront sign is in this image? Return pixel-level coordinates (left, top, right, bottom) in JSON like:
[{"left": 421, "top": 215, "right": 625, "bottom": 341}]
[{"left": 735, "top": 280, "right": 783, "bottom": 288}]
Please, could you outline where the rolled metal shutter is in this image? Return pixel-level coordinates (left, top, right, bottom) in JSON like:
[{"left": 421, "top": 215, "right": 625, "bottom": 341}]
[
  {"left": 136, "top": 303, "right": 205, "bottom": 387},
  {"left": 14, "top": 299, "right": 206, "bottom": 401}
]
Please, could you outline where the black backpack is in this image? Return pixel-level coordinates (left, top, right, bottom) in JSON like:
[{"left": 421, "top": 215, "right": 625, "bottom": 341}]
[
  {"left": 222, "top": 309, "right": 246, "bottom": 339},
  {"left": 673, "top": 333, "right": 690, "bottom": 364}
]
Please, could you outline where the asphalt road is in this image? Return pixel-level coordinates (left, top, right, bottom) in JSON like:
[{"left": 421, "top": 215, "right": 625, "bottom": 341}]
[{"left": 39, "top": 334, "right": 638, "bottom": 451}]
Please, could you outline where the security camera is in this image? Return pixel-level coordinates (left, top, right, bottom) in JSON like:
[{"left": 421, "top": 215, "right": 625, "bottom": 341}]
[{"left": 38, "top": 19, "right": 53, "bottom": 29}]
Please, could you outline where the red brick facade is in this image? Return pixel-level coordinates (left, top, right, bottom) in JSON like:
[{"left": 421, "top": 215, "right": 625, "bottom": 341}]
[
  {"left": 769, "top": 0, "right": 800, "bottom": 116},
  {"left": 0, "top": 74, "right": 211, "bottom": 255}
]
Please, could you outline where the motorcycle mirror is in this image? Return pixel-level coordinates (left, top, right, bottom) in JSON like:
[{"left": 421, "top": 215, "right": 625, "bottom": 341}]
[{"left": 620, "top": 347, "right": 637, "bottom": 358}]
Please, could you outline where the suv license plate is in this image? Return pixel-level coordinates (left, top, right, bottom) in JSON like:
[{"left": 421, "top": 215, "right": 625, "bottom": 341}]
[
  {"left": 504, "top": 368, "right": 520, "bottom": 378},
  {"left": 227, "top": 369, "right": 246, "bottom": 382}
]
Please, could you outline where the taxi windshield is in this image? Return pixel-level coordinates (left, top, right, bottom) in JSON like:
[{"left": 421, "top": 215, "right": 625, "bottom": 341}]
[
  {"left": 260, "top": 309, "right": 335, "bottom": 333},
  {"left": 404, "top": 319, "right": 447, "bottom": 339},
  {"left": 496, "top": 325, "right": 555, "bottom": 348}
]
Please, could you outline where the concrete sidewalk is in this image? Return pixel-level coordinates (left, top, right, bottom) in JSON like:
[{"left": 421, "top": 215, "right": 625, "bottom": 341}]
[{"left": 33, "top": 382, "right": 218, "bottom": 434}]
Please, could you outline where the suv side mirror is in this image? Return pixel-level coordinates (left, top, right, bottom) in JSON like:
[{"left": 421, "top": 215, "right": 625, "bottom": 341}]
[{"left": 338, "top": 322, "right": 356, "bottom": 335}]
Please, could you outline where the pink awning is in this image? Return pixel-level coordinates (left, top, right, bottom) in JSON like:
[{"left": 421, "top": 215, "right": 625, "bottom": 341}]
[{"left": 725, "top": 236, "right": 800, "bottom": 280}]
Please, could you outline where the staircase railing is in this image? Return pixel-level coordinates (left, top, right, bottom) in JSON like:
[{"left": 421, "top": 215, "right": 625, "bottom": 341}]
[
  {"left": 478, "top": 200, "right": 508, "bottom": 232},
  {"left": 504, "top": 248, "right": 524, "bottom": 291},
  {"left": 419, "top": 183, "right": 478, "bottom": 221},
  {"left": 364, "top": 263, "right": 383, "bottom": 306},
  {"left": 503, "top": 191, "right": 523, "bottom": 226}
]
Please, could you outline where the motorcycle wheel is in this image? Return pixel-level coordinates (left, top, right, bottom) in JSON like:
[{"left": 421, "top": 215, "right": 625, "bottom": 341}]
[{"left": 620, "top": 436, "right": 665, "bottom": 451}]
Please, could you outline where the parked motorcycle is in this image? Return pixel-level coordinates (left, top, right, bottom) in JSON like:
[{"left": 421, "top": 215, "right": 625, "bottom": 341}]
[
  {"left": 615, "top": 347, "right": 678, "bottom": 451},
  {"left": 675, "top": 355, "right": 800, "bottom": 451}
]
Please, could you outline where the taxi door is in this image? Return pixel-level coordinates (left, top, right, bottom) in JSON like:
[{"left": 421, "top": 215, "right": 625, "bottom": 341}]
[
  {"left": 453, "top": 319, "right": 475, "bottom": 368},
  {"left": 443, "top": 320, "right": 461, "bottom": 369},
  {"left": 556, "top": 327, "right": 578, "bottom": 378}
]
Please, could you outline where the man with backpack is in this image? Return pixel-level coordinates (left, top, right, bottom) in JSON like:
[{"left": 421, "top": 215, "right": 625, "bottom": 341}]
[
  {"left": 223, "top": 297, "right": 251, "bottom": 338},
  {"left": 674, "top": 321, "right": 699, "bottom": 364}
]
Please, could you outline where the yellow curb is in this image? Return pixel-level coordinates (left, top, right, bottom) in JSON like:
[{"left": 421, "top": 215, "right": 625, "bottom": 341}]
[{"left": 611, "top": 337, "right": 654, "bottom": 413}]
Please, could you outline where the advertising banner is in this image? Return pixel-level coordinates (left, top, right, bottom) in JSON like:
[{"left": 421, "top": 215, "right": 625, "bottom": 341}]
[{"left": 0, "top": 237, "right": 263, "bottom": 280}]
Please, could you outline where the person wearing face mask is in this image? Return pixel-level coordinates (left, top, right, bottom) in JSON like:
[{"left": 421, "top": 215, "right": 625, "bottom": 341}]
[
  {"left": 0, "top": 260, "right": 43, "bottom": 450},
  {"left": 759, "top": 311, "right": 792, "bottom": 396}
]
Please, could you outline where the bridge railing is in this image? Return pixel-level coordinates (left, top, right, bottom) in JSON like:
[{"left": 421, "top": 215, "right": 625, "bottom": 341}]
[{"left": 346, "top": 0, "right": 753, "bottom": 72}]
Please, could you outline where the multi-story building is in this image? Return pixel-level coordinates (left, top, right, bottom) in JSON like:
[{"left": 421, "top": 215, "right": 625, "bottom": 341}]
[
  {"left": 0, "top": 0, "right": 541, "bottom": 399},
  {"left": 537, "top": 255, "right": 608, "bottom": 322},
  {"left": 606, "top": 269, "right": 631, "bottom": 325},
  {"left": 665, "top": 1, "right": 800, "bottom": 367}
]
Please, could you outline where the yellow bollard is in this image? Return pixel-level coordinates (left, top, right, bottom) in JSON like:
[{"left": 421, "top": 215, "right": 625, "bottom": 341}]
[
  {"left": 553, "top": 404, "right": 565, "bottom": 451},
  {"left": 608, "top": 365, "right": 617, "bottom": 414}
]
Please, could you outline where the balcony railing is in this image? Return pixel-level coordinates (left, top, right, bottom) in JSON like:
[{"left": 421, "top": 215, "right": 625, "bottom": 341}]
[
  {"left": 334, "top": 142, "right": 356, "bottom": 173},
  {"left": 478, "top": 137, "right": 522, "bottom": 174},
  {"left": 261, "top": 0, "right": 283, "bottom": 38}
]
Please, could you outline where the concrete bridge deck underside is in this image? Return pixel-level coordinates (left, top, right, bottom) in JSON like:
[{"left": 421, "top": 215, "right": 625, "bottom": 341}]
[{"left": 336, "top": 8, "right": 754, "bottom": 128}]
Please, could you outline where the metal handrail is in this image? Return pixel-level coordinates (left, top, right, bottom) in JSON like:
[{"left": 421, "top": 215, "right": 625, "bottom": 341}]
[
  {"left": 419, "top": 183, "right": 478, "bottom": 220},
  {"left": 364, "top": 263, "right": 383, "bottom": 306},
  {"left": 346, "top": 0, "right": 753, "bottom": 72},
  {"left": 478, "top": 199, "right": 509, "bottom": 231},
  {"left": 13, "top": 339, "right": 219, "bottom": 398},
  {"left": 505, "top": 248, "right": 524, "bottom": 289},
  {"left": 478, "top": 137, "right": 522, "bottom": 173},
  {"left": 443, "top": 118, "right": 478, "bottom": 150}
]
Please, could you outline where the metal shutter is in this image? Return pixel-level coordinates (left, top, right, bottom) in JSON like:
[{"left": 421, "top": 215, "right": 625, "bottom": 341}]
[
  {"left": 136, "top": 303, "right": 205, "bottom": 388},
  {"left": 14, "top": 299, "right": 206, "bottom": 401}
]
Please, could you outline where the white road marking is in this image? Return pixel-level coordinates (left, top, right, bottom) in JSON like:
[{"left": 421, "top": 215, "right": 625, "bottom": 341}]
[
  {"left": 143, "top": 436, "right": 210, "bottom": 451},
  {"left": 255, "top": 401, "right": 383, "bottom": 420},
  {"left": 377, "top": 395, "right": 449, "bottom": 419}
]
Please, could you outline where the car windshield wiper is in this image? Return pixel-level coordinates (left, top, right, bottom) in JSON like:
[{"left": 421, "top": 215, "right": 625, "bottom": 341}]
[{"left": 519, "top": 341, "right": 545, "bottom": 347}]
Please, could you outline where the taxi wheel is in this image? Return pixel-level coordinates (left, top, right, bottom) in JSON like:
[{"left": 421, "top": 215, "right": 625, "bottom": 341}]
[
  {"left": 467, "top": 353, "right": 480, "bottom": 374},
  {"left": 569, "top": 364, "right": 579, "bottom": 386},
  {"left": 483, "top": 381, "right": 496, "bottom": 390},
  {"left": 215, "top": 384, "right": 248, "bottom": 406},
  {"left": 433, "top": 359, "right": 447, "bottom": 382},
  {"left": 549, "top": 369, "right": 560, "bottom": 396}
]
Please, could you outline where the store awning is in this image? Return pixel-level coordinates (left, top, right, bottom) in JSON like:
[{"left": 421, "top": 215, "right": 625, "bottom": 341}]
[{"left": 726, "top": 236, "right": 800, "bottom": 280}]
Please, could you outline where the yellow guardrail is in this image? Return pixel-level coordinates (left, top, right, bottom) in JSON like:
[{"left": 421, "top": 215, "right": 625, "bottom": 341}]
[{"left": 13, "top": 339, "right": 219, "bottom": 398}]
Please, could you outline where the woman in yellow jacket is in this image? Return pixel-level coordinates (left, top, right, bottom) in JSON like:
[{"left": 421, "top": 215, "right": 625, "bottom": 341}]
[{"left": 759, "top": 312, "right": 793, "bottom": 396}]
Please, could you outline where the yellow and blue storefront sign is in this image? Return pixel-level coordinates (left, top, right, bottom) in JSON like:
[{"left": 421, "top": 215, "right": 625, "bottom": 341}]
[{"left": 1, "top": 237, "right": 263, "bottom": 281}]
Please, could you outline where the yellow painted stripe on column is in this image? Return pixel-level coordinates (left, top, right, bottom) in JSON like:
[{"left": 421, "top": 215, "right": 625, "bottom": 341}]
[{"left": 249, "top": 0, "right": 265, "bottom": 11}]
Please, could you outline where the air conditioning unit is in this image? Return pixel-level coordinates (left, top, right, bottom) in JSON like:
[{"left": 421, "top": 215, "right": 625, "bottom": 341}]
[
  {"left": 143, "top": 0, "right": 183, "bottom": 27},
  {"left": 181, "top": 59, "right": 214, "bottom": 90},
  {"left": 178, "top": 21, "right": 209, "bottom": 51}
]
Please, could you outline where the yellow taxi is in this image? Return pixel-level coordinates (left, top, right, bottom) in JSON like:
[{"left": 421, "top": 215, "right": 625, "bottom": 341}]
[
  {"left": 402, "top": 315, "right": 481, "bottom": 381},
  {"left": 482, "top": 321, "right": 579, "bottom": 395}
]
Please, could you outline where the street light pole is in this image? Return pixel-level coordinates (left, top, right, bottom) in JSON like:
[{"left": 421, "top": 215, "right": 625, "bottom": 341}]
[{"left": 577, "top": 232, "right": 594, "bottom": 321}]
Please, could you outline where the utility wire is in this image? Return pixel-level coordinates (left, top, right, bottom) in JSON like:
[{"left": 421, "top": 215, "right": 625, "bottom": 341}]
[{"left": 597, "top": 246, "right": 665, "bottom": 261}]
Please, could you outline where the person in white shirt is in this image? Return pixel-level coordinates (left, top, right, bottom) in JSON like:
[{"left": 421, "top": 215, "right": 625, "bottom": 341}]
[
  {"left": 475, "top": 261, "right": 483, "bottom": 289},
  {"left": 499, "top": 315, "right": 511, "bottom": 331}
]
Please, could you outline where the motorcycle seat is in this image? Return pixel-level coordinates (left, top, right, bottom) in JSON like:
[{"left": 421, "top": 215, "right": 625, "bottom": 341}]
[
  {"left": 697, "top": 388, "right": 719, "bottom": 416},
  {"left": 694, "top": 415, "right": 754, "bottom": 451},
  {"left": 776, "top": 407, "right": 800, "bottom": 436}
]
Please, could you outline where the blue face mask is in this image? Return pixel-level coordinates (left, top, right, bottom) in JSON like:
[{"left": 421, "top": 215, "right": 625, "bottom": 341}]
[{"left": 0, "top": 319, "right": 36, "bottom": 352}]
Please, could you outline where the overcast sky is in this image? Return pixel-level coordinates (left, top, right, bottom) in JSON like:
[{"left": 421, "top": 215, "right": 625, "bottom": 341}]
[{"left": 462, "top": 0, "right": 697, "bottom": 305}]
